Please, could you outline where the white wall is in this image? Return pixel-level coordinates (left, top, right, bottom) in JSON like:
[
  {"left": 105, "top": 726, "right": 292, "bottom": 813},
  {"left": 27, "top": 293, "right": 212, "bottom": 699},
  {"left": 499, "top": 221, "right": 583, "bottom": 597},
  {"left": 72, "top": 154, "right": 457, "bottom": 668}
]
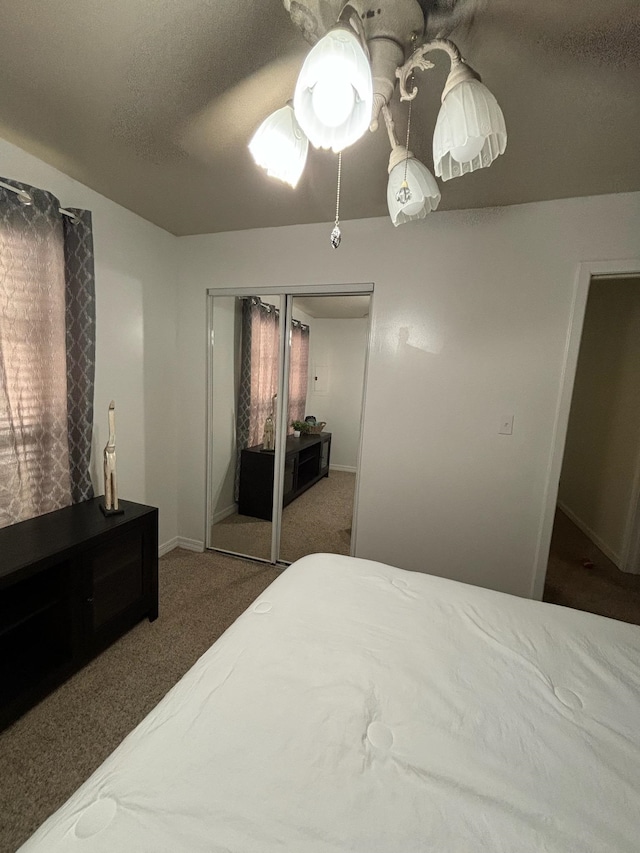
[
  {"left": 558, "top": 277, "right": 640, "bottom": 565},
  {"left": 0, "top": 137, "right": 179, "bottom": 550},
  {"left": 176, "top": 191, "right": 640, "bottom": 598},
  {"left": 306, "top": 318, "right": 368, "bottom": 470},
  {"left": 4, "top": 134, "right": 639, "bottom": 593},
  {"left": 209, "top": 297, "right": 241, "bottom": 523}
]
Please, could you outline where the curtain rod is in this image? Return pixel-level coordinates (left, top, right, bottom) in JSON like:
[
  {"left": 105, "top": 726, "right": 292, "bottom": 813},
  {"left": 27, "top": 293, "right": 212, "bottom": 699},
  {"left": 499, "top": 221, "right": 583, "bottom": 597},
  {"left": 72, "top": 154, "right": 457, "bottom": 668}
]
[{"left": 0, "top": 179, "right": 80, "bottom": 222}]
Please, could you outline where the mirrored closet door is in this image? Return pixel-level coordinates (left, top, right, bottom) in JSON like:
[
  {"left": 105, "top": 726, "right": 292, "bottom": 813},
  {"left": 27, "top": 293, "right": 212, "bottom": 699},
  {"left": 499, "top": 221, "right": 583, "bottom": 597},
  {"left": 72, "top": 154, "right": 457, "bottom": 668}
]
[
  {"left": 278, "top": 295, "right": 370, "bottom": 563},
  {"left": 207, "top": 294, "right": 282, "bottom": 561},
  {"left": 206, "top": 289, "right": 371, "bottom": 566}
]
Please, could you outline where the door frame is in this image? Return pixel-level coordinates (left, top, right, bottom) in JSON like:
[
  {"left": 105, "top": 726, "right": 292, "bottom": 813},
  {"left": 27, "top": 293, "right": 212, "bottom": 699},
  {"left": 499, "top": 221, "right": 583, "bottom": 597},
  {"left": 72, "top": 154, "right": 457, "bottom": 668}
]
[
  {"left": 205, "top": 283, "right": 374, "bottom": 565},
  {"left": 531, "top": 258, "right": 640, "bottom": 599}
]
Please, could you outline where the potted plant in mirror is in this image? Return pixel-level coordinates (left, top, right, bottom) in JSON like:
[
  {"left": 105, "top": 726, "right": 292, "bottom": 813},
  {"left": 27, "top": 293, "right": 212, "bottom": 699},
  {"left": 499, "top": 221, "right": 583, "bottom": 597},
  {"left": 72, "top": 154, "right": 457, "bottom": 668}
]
[{"left": 291, "top": 420, "right": 309, "bottom": 438}]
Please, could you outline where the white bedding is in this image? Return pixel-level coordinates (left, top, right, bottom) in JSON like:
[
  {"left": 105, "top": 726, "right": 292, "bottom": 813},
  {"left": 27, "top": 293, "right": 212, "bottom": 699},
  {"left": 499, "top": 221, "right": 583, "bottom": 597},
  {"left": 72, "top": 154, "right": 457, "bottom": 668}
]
[{"left": 20, "top": 553, "right": 640, "bottom": 852}]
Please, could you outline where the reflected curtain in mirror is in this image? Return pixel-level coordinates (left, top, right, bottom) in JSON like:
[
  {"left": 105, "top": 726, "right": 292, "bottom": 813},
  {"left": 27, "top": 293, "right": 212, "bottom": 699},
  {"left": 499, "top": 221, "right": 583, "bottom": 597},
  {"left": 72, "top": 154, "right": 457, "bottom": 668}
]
[
  {"left": 237, "top": 298, "right": 280, "bottom": 453},
  {"left": 288, "top": 319, "right": 309, "bottom": 429},
  {"left": 235, "top": 298, "right": 310, "bottom": 499},
  {"left": 235, "top": 298, "right": 280, "bottom": 498},
  {"left": 0, "top": 179, "right": 95, "bottom": 528}
]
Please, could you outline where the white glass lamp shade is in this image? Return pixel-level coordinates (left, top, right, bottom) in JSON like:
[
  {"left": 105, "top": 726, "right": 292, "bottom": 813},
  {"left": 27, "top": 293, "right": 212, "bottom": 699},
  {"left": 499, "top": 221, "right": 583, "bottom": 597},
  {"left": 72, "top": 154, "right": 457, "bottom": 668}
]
[
  {"left": 387, "top": 157, "right": 441, "bottom": 226},
  {"left": 249, "top": 105, "right": 309, "bottom": 188},
  {"left": 293, "top": 26, "right": 373, "bottom": 153},
  {"left": 433, "top": 78, "right": 507, "bottom": 181}
]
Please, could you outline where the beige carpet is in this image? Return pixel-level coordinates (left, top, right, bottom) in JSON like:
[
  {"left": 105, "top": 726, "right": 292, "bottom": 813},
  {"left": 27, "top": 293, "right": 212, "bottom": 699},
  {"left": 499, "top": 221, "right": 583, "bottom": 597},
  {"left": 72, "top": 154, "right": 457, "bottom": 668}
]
[
  {"left": 211, "top": 469, "right": 355, "bottom": 562},
  {"left": 0, "top": 549, "right": 280, "bottom": 853},
  {"left": 544, "top": 508, "right": 640, "bottom": 624}
]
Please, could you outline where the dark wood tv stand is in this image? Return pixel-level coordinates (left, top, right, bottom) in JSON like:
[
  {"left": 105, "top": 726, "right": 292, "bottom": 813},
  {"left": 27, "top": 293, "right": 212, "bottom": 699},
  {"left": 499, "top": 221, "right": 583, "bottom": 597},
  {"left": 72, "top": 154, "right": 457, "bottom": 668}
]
[
  {"left": 239, "top": 432, "right": 331, "bottom": 521},
  {"left": 0, "top": 498, "right": 158, "bottom": 731}
]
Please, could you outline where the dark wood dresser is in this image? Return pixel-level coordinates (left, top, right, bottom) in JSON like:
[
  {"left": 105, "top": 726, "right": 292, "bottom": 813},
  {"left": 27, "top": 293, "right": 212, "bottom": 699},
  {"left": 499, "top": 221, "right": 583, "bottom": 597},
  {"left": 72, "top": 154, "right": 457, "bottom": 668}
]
[{"left": 0, "top": 498, "right": 158, "bottom": 731}]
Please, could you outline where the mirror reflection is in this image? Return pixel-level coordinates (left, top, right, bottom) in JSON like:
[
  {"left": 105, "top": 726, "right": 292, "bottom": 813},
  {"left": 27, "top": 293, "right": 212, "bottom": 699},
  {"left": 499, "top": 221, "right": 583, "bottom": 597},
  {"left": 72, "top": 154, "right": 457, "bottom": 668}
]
[
  {"left": 208, "top": 293, "right": 370, "bottom": 564},
  {"left": 209, "top": 295, "right": 277, "bottom": 560},
  {"left": 278, "top": 295, "right": 369, "bottom": 563}
]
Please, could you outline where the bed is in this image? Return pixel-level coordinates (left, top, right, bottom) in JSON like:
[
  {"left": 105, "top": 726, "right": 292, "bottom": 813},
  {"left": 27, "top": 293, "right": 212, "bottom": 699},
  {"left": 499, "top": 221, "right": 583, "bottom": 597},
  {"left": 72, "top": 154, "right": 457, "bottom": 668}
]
[{"left": 19, "top": 553, "right": 640, "bottom": 852}]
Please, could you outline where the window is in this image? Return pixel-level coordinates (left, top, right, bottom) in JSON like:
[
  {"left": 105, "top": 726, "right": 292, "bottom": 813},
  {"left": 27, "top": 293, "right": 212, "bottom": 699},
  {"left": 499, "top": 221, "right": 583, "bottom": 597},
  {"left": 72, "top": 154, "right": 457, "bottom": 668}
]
[{"left": 0, "top": 182, "right": 95, "bottom": 528}]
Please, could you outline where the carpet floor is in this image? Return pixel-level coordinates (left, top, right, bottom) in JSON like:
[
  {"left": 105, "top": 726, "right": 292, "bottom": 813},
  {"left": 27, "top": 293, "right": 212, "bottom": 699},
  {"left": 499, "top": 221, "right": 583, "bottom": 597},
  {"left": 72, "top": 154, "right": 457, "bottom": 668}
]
[
  {"left": 211, "top": 469, "right": 355, "bottom": 562},
  {"left": 0, "top": 549, "right": 280, "bottom": 853},
  {"left": 543, "top": 508, "right": 640, "bottom": 625}
]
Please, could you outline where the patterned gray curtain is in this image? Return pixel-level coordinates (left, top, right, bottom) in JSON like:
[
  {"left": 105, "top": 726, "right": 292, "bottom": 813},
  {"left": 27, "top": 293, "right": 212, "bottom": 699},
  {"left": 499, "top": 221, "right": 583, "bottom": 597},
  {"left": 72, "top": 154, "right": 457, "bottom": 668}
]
[
  {"left": 63, "top": 209, "right": 96, "bottom": 503},
  {"left": 235, "top": 297, "right": 254, "bottom": 489},
  {"left": 0, "top": 178, "right": 95, "bottom": 528},
  {"left": 288, "top": 319, "right": 310, "bottom": 430},
  {"left": 234, "top": 298, "right": 311, "bottom": 500},
  {"left": 235, "top": 297, "right": 280, "bottom": 499}
]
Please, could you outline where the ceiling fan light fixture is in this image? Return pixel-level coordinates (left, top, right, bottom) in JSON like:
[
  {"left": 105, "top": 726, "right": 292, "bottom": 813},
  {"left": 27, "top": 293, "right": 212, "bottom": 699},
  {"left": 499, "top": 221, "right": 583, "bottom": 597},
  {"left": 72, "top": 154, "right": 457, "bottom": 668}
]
[
  {"left": 248, "top": 104, "right": 309, "bottom": 188},
  {"left": 257, "top": 9, "right": 509, "bottom": 237},
  {"left": 433, "top": 77, "right": 507, "bottom": 181},
  {"left": 387, "top": 151, "right": 441, "bottom": 226},
  {"left": 293, "top": 24, "right": 373, "bottom": 153}
]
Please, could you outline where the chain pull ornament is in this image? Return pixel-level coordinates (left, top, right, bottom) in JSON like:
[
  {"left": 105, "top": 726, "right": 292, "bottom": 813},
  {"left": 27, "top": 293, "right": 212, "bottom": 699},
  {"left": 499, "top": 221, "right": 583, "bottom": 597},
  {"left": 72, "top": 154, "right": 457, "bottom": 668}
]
[
  {"left": 395, "top": 91, "right": 413, "bottom": 204},
  {"left": 330, "top": 152, "right": 342, "bottom": 249},
  {"left": 396, "top": 39, "right": 417, "bottom": 207}
]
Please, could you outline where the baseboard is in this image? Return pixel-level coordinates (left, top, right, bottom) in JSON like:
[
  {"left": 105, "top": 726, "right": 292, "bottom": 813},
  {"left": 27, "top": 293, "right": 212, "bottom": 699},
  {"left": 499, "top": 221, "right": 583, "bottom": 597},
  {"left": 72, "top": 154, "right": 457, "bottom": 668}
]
[
  {"left": 211, "top": 504, "right": 237, "bottom": 525},
  {"left": 177, "top": 537, "right": 205, "bottom": 553},
  {"left": 557, "top": 501, "right": 621, "bottom": 568},
  {"left": 158, "top": 536, "right": 179, "bottom": 557},
  {"left": 329, "top": 464, "right": 357, "bottom": 473},
  {"left": 159, "top": 536, "right": 208, "bottom": 556}
]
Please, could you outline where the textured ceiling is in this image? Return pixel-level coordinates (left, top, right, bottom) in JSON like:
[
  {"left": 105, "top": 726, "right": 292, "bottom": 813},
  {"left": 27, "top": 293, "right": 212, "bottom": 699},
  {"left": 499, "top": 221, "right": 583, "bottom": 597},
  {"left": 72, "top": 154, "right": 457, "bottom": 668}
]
[{"left": 0, "top": 0, "right": 638, "bottom": 235}]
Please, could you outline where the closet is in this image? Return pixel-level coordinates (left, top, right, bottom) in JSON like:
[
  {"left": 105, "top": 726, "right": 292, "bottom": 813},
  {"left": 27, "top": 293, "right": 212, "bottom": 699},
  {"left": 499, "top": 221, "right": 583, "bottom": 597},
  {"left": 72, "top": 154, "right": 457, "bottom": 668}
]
[{"left": 206, "top": 287, "right": 372, "bottom": 565}]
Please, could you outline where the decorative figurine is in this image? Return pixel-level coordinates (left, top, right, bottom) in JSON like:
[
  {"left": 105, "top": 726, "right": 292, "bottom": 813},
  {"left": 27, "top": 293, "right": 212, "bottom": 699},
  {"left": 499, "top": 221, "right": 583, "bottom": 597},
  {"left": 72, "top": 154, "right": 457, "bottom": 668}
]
[
  {"left": 100, "top": 400, "right": 124, "bottom": 515},
  {"left": 262, "top": 415, "right": 275, "bottom": 451},
  {"left": 262, "top": 392, "right": 277, "bottom": 451}
]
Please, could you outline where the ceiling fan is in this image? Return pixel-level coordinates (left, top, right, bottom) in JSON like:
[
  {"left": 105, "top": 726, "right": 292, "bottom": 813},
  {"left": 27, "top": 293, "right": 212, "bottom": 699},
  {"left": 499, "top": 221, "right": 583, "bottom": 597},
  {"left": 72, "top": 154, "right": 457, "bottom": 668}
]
[
  {"left": 178, "top": 0, "right": 638, "bottom": 240},
  {"left": 283, "top": 1, "right": 480, "bottom": 44},
  {"left": 246, "top": 0, "right": 506, "bottom": 242},
  {"left": 179, "top": 0, "right": 637, "bottom": 158},
  {"left": 179, "top": 0, "right": 482, "bottom": 166}
]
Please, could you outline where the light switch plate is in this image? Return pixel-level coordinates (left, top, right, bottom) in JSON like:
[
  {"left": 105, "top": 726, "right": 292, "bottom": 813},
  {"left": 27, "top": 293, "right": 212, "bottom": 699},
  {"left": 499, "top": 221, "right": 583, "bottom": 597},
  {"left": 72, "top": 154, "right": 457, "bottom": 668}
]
[{"left": 499, "top": 415, "right": 514, "bottom": 435}]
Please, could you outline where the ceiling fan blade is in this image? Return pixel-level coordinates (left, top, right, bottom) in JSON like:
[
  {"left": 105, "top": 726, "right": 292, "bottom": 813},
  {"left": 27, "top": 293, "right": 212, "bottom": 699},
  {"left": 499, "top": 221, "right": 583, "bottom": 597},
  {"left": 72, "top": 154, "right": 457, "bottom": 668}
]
[
  {"left": 178, "top": 51, "right": 305, "bottom": 165},
  {"left": 484, "top": 0, "right": 638, "bottom": 33},
  {"left": 425, "top": 0, "right": 640, "bottom": 69},
  {"left": 424, "top": 0, "right": 486, "bottom": 38}
]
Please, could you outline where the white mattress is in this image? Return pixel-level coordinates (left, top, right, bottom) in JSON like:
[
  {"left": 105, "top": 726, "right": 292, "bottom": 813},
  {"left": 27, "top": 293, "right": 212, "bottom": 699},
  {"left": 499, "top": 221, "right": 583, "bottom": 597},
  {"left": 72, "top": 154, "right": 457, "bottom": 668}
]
[{"left": 20, "top": 553, "right": 640, "bottom": 852}]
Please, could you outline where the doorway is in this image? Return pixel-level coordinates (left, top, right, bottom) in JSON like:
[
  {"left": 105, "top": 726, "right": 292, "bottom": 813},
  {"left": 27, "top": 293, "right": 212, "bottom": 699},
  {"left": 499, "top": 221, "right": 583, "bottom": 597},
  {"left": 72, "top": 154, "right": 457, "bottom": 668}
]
[
  {"left": 205, "top": 288, "right": 371, "bottom": 567},
  {"left": 543, "top": 273, "right": 640, "bottom": 623}
]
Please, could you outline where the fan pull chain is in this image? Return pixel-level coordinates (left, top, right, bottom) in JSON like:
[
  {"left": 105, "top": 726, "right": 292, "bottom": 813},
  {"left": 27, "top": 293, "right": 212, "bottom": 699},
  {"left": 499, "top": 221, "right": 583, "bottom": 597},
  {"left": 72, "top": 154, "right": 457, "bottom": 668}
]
[
  {"left": 330, "top": 151, "right": 342, "bottom": 249},
  {"left": 396, "top": 77, "right": 414, "bottom": 205},
  {"left": 403, "top": 95, "right": 413, "bottom": 184}
]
